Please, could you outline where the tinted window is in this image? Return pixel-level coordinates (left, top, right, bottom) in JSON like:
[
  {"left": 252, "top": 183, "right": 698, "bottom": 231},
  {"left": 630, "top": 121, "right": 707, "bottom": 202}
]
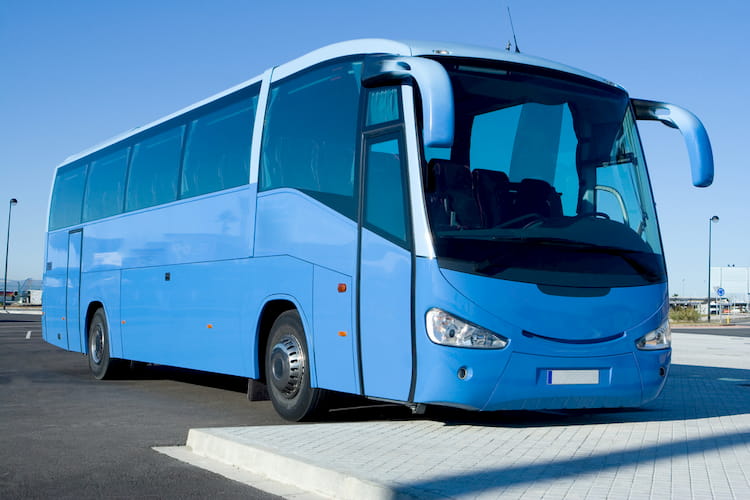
[
  {"left": 260, "top": 60, "right": 363, "bottom": 218},
  {"left": 366, "top": 87, "right": 400, "bottom": 126},
  {"left": 49, "top": 164, "right": 87, "bottom": 230},
  {"left": 83, "top": 149, "right": 129, "bottom": 222},
  {"left": 424, "top": 60, "right": 664, "bottom": 288},
  {"left": 181, "top": 96, "right": 257, "bottom": 198},
  {"left": 364, "top": 137, "right": 409, "bottom": 246},
  {"left": 470, "top": 103, "right": 578, "bottom": 216},
  {"left": 127, "top": 126, "right": 184, "bottom": 211}
]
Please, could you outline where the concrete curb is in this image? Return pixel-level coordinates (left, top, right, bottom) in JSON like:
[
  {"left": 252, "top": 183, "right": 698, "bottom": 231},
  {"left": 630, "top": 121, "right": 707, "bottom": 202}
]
[
  {"left": 153, "top": 444, "right": 324, "bottom": 499},
  {"left": 186, "top": 428, "right": 402, "bottom": 500}
]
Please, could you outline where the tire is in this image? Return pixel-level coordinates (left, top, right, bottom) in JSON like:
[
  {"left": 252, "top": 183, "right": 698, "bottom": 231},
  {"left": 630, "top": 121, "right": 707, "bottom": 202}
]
[
  {"left": 265, "top": 310, "right": 326, "bottom": 421},
  {"left": 87, "top": 308, "right": 123, "bottom": 380}
]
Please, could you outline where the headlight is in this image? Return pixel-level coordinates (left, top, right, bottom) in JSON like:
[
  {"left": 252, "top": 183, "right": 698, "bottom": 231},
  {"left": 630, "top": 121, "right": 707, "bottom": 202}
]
[
  {"left": 426, "top": 308, "right": 508, "bottom": 349},
  {"left": 636, "top": 319, "right": 671, "bottom": 350}
]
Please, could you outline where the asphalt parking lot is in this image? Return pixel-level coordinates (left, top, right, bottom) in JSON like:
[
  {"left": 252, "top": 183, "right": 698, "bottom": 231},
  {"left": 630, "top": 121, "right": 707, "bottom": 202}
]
[
  {"left": 3, "top": 310, "right": 749, "bottom": 499},
  {"left": 0, "top": 311, "right": 283, "bottom": 499}
]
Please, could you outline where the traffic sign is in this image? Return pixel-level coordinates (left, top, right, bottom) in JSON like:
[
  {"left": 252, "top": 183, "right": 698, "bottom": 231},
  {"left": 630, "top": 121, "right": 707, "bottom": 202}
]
[{"left": 717, "top": 287, "right": 725, "bottom": 297}]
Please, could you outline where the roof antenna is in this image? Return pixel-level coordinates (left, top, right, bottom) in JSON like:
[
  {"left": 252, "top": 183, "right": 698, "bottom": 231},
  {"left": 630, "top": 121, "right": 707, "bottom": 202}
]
[{"left": 507, "top": 6, "right": 521, "bottom": 53}]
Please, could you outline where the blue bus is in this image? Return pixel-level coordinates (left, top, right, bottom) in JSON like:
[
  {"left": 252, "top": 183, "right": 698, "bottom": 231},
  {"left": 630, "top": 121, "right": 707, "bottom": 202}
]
[{"left": 43, "top": 39, "right": 713, "bottom": 420}]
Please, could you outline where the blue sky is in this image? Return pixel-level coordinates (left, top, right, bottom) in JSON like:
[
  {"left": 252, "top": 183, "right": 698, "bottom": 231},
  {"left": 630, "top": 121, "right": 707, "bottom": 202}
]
[{"left": 1, "top": 1, "right": 747, "bottom": 297}]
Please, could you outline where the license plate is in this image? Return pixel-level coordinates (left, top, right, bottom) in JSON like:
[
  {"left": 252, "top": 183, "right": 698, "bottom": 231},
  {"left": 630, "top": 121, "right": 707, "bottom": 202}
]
[{"left": 547, "top": 369, "right": 599, "bottom": 385}]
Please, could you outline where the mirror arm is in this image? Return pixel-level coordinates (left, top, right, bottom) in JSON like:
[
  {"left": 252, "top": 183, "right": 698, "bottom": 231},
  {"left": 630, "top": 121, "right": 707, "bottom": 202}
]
[
  {"left": 363, "top": 56, "right": 454, "bottom": 148},
  {"left": 632, "top": 98, "right": 714, "bottom": 187}
]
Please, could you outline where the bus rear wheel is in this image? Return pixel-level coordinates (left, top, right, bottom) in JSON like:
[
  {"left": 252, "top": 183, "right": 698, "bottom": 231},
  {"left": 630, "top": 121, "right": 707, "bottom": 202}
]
[
  {"left": 87, "top": 308, "right": 123, "bottom": 380},
  {"left": 265, "top": 310, "right": 325, "bottom": 421}
]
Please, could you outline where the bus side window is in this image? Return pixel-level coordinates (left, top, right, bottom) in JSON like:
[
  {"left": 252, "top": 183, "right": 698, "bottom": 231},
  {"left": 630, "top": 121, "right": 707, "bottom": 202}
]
[
  {"left": 83, "top": 149, "right": 129, "bottom": 222},
  {"left": 363, "top": 136, "right": 410, "bottom": 247},
  {"left": 366, "top": 87, "right": 401, "bottom": 126},
  {"left": 126, "top": 126, "right": 184, "bottom": 211},
  {"left": 49, "top": 163, "right": 88, "bottom": 230},
  {"left": 181, "top": 95, "right": 258, "bottom": 199},
  {"left": 260, "top": 60, "right": 363, "bottom": 219}
]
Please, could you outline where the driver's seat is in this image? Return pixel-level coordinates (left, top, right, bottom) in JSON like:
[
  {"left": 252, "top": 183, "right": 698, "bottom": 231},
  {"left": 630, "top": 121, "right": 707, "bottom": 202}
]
[{"left": 512, "top": 178, "right": 563, "bottom": 220}]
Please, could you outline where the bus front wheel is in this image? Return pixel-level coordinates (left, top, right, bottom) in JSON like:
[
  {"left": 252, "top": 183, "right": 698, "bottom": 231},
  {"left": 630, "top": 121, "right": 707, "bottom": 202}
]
[
  {"left": 265, "top": 310, "right": 325, "bottom": 421},
  {"left": 87, "top": 308, "right": 123, "bottom": 380}
]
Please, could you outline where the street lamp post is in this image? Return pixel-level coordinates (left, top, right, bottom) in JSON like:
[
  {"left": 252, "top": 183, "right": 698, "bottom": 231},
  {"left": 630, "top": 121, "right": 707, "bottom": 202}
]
[
  {"left": 707, "top": 215, "right": 719, "bottom": 322},
  {"left": 3, "top": 198, "right": 18, "bottom": 312}
]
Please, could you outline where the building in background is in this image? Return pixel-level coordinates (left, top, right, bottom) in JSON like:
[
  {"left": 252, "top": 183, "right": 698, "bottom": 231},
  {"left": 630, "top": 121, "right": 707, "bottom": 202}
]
[
  {"left": 1, "top": 279, "right": 42, "bottom": 306},
  {"left": 670, "top": 267, "right": 750, "bottom": 315}
]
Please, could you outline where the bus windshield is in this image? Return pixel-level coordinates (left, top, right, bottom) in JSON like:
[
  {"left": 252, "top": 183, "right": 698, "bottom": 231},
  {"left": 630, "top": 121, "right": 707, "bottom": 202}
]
[{"left": 423, "top": 59, "right": 664, "bottom": 288}]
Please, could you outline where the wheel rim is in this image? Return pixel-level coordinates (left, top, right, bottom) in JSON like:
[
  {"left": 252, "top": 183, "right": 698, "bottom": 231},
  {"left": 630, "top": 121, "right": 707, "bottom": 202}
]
[
  {"left": 90, "top": 324, "right": 104, "bottom": 365},
  {"left": 269, "top": 334, "right": 305, "bottom": 399}
]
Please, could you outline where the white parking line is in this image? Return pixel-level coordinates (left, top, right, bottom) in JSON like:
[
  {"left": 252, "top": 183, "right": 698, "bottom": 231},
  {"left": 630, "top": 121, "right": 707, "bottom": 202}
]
[{"left": 26, "top": 331, "right": 31, "bottom": 339}]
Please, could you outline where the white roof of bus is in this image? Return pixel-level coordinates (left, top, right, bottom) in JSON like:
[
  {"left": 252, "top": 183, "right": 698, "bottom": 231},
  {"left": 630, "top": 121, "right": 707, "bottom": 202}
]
[{"left": 59, "top": 38, "right": 621, "bottom": 167}]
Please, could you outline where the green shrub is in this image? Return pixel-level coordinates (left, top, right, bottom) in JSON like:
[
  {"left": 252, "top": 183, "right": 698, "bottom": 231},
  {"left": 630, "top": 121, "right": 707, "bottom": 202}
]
[{"left": 669, "top": 306, "right": 700, "bottom": 323}]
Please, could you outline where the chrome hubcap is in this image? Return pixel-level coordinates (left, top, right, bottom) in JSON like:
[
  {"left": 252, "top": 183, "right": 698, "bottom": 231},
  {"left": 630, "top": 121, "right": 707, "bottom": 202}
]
[
  {"left": 269, "top": 334, "right": 305, "bottom": 399},
  {"left": 90, "top": 325, "right": 104, "bottom": 364}
]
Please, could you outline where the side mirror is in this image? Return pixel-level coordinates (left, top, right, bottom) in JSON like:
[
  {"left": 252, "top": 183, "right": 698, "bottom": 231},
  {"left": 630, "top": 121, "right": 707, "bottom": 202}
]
[
  {"left": 363, "top": 56, "right": 454, "bottom": 148},
  {"left": 631, "top": 99, "right": 714, "bottom": 187}
]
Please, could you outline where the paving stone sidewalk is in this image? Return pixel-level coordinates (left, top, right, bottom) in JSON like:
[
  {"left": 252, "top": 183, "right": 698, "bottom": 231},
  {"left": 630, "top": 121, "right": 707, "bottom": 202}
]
[{"left": 159, "top": 333, "right": 750, "bottom": 499}]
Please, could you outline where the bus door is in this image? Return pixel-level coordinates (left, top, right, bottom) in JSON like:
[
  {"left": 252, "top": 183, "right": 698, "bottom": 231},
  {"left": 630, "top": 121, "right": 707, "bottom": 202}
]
[
  {"left": 65, "top": 229, "right": 83, "bottom": 351},
  {"left": 358, "top": 129, "right": 414, "bottom": 401}
]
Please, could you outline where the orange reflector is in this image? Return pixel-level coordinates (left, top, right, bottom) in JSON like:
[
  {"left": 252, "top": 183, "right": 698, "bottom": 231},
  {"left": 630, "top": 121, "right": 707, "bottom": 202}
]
[
  {"left": 337, "top": 283, "right": 347, "bottom": 293},
  {"left": 207, "top": 324, "right": 213, "bottom": 329},
  {"left": 121, "top": 320, "right": 126, "bottom": 325},
  {"left": 338, "top": 331, "right": 347, "bottom": 337},
  {"left": 61, "top": 317, "right": 65, "bottom": 321}
]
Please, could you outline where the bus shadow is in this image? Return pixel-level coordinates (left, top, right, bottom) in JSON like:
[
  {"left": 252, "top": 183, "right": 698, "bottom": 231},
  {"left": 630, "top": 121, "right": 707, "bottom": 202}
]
[
  {"left": 117, "top": 362, "right": 750, "bottom": 425},
  {"left": 388, "top": 364, "right": 750, "bottom": 497},
  {"left": 421, "top": 363, "right": 750, "bottom": 427},
  {"left": 123, "top": 363, "right": 416, "bottom": 420},
  {"left": 125, "top": 363, "right": 249, "bottom": 394},
  {"left": 321, "top": 364, "right": 750, "bottom": 426},
  {"left": 391, "top": 428, "right": 750, "bottom": 498}
]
